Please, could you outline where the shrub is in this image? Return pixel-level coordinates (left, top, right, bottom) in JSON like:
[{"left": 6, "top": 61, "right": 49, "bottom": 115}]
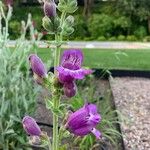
[
  {"left": 0, "top": 4, "right": 38, "bottom": 149},
  {"left": 134, "top": 26, "right": 147, "bottom": 40},
  {"left": 126, "top": 35, "right": 137, "bottom": 41},
  {"left": 108, "top": 36, "right": 117, "bottom": 41},
  {"left": 70, "top": 15, "right": 89, "bottom": 40},
  {"left": 98, "top": 36, "right": 106, "bottom": 41},
  {"left": 113, "top": 16, "right": 131, "bottom": 29},
  {"left": 117, "top": 35, "right": 126, "bottom": 41},
  {"left": 88, "top": 14, "right": 114, "bottom": 39},
  {"left": 143, "top": 36, "right": 150, "bottom": 42}
]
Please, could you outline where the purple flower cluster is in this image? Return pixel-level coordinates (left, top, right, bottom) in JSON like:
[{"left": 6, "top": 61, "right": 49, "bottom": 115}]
[
  {"left": 56, "top": 49, "right": 93, "bottom": 97},
  {"left": 66, "top": 103, "right": 101, "bottom": 139},
  {"left": 26, "top": 50, "right": 101, "bottom": 139}
]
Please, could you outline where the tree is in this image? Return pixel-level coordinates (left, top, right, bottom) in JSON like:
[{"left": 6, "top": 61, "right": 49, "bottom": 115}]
[
  {"left": 83, "top": 0, "right": 94, "bottom": 18},
  {"left": 117, "top": 0, "right": 150, "bottom": 34},
  {"left": 135, "top": 0, "right": 150, "bottom": 34}
]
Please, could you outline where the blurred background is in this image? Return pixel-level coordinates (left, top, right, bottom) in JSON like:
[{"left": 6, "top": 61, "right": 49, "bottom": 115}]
[{"left": 3, "top": 0, "right": 150, "bottom": 41}]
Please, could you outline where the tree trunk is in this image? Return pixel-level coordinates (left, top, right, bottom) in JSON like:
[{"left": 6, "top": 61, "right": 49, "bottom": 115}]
[
  {"left": 148, "top": 17, "right": 150, "bottom": 34},
  {"left": 83, "top": 0, "right": 94, "bottom": 18}
]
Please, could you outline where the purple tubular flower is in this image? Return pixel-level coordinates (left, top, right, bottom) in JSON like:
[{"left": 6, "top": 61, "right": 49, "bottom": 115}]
[
  {"left": 66, "top": 104, "right": 101, "bottom": 139},
  {"left": 56, "top": 49, "right": 93, "bottom": 83},
  {"left": 63, "top": 81, "right": 76, "bottom": 98},
  {"left": 44, "top": 1, "right": 56, "bottom": 18},
  {"left": 29, "top": 54, "right": 47, "bottom": 78},
  {"left": 22, "top": 116, "right": 41, "bottom": 136}
]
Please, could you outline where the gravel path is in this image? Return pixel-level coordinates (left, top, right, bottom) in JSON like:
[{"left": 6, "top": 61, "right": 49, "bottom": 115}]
[{"left": 110, "top": 77, "right": 150, "bottom": 150}]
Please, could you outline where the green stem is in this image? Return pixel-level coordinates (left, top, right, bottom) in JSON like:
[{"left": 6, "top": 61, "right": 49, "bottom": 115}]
[
  {"left": 52, "top": 11, "right": 67, "bottom": 150},
  {"left": 57, "top": 11, "right": 66, "bottom": 65},
  {"left": 53, "top": 34, "right": 59, "bottom": 150}
]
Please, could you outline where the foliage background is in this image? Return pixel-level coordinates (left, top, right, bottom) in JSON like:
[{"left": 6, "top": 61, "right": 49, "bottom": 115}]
[{"left": 6, "top": 0, "right": 150, "bottom": 41}]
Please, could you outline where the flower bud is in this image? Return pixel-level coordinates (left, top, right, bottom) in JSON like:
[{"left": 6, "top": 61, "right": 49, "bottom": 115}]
[
  {"left": 44, "top": 1, "right": 56, "bottom": 18},
  {"left": 63, "top": 82, "right": 76, "bottom": 98},
  {"left": 29, "top": 54, "right": 47, "bottom": 78},
  {"left": 22, "top": 116, "right": 41, "bottom": 136}
]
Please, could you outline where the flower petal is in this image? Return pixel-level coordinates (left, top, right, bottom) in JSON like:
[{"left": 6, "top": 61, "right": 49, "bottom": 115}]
[
  {"left": 91, "top": 128, "right": 101, "bottom": 139},
  {"left": 86, "top": 104, "right": 98, "bottom": 114},
  {"left": 66, "top": 106, "right": 88, "bottom": 131},
  {"left": 73, "top": 126, "right": 93, "bottom": 136},
  {"left": 56, "top": 66, "right": 74, "bottom": 83},
  {"left": 88, "top": 114, "right": 101, "bottom": 126},
  {"left": 61, "top": 49, "right": 83, "bottom": 70},
  {"left": 56, "top": 67, "right": 92, "bottom": 82}
]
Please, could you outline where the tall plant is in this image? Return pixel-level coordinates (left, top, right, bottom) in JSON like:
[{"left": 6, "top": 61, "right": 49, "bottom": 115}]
[{"left": 22, "top": 0, "right": 101, "bottom": 150}]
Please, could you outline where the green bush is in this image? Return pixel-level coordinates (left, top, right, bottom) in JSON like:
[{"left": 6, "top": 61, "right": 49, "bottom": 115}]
[
  {"left": 0, "top": 4, "right": 38, "bottom": 149},
  {"left": 9, "top": 20, "right": 21, "bottom": 39},
  {"left": 143, "top": 36, "right": 150, "bottom": 42},
  {"left": 98, "top": 36, "right": 106, "bottom": 41},
  {"left": 70, "top": 15, "right": 89, "bottom": 40},
  {"left": 117, "top": 35, "right": 126, "bottom": 41},
  {"left": 126, "top": 35, "right": 137, "bottom": 41},
  {"left": 134, "top": 26, "right": 147, "bottom": 39},
  {"left": 0, "top": 41, "right": 38, "bottom": 149},
  {"left": 88, "top": 14, "right": 114, "bottom": 39},
  {"left": 113, "top": 16, "right": 131, "bottom": 29},
  {"left": 108, "top": 36, "right": 117, "bottom": 41}
]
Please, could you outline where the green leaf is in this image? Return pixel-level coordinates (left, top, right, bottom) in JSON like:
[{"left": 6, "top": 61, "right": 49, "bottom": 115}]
[
  {"left": 65, "top": 15, "right": 74, "bottom": 27},
  {"left": 57, "top": 0, "right": 78, "bottom": 13},
  {"left": 45, "top": 99, "right": 54, "bottom": 110},
  {"left": 3, "top": 129, "right": 15, "bottom": 135},
  {"left": 42, "top": 16, "right": 54, "bottom": 34}
]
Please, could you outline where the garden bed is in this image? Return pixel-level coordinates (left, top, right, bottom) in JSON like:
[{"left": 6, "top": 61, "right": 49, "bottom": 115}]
[{"left": 34, "top": 77, "right": 124, "bottom": 150}]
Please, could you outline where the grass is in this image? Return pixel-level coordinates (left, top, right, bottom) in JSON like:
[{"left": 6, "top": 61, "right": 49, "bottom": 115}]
[{"left": 36, "top": 48, "right": 150, "bottom": 71}]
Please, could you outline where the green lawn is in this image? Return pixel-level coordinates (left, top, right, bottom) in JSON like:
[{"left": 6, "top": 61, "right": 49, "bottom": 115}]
[{"left": 37, "top": 48, "right": 150, "bottom": 70}]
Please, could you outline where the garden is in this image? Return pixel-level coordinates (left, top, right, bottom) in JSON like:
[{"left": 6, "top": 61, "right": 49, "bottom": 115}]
[{"left": 0, "top": 0, "right": 150, "bottom": 150}]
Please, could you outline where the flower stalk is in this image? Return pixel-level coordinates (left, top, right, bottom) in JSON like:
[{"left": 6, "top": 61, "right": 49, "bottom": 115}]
[
  {"left": 52, "top": 10, "right": 66, "bottom": 150},
  {"left": 23, "top": 1, "right": 101, "bottom": 150}
]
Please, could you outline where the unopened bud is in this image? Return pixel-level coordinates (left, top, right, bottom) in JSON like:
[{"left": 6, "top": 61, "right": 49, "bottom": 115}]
[
  {"left": 22, "top": 116, "right": 41, "bottom": 136},
  {"left": 44, "top": 1, "right": 56, "bottom": 18}
]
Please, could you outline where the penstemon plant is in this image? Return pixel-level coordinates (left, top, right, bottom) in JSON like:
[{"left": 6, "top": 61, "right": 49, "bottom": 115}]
[{"left": 22, "top": 0, "right": 101, "bottom": 150}]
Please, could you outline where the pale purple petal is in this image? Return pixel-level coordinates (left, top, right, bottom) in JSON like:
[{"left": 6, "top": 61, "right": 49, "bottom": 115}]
[
  {"left": 57, "top": 67, "right": 74, "bottom": 83},
  {"left": 22, "top": 116, "right": 41, "bottom": 136},
  {"left": 56, "top": 67, "right": 92, "bottom": 82},
  {"left": 91, "top": 128, "right": 101, "bottom": 139},
  {"left": 29, "top": 54, "right": 47, "bottom": 78},
  {"left": 61, "top": 49, "right": 83, "bottom": 70},
  {"left": 88, "top": 114, "right": 101, "bottom": 126},
  {"left": 86, "top": 104, "right": 98, "bottom": 114}
]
